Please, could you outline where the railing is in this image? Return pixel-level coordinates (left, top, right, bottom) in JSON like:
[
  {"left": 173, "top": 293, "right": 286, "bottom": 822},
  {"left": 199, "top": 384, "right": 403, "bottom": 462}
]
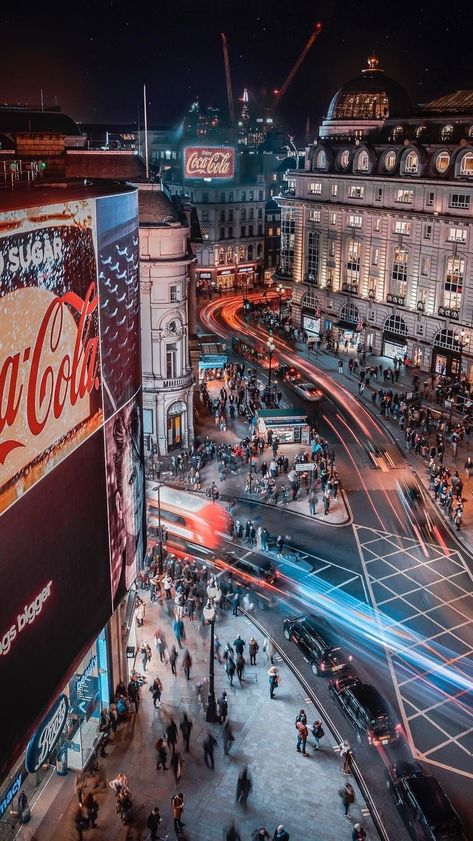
[
  {"left": 0, "top": 159, "right": 43, "bottom": 190},
  {"left": 386, "top": 293, "right": 405, "bottom": 306},
  {"left": 438, "top": 306, "right": 459, "bottom": 320}
]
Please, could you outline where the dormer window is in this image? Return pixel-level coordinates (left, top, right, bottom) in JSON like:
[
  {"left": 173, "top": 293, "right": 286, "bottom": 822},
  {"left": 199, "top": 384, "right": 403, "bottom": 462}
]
[
  {"left": 316, "top": 149, "right": 327, "bottom": 169},
  {"left": 339, "top": 149, "right": 350, "bottom": 169},
  {"left": 356, "top": 150, "right": 369, "bottom": 172},
  {"left": 404, "top": 150, "right": 419, "bottom": 174},
  {"left": 415, "top": 125, "right": 427, "bottom": 140},
  {"left": 384, "top": 150, "right": 397, "bottom": 172},
  {"left": 459, "top": 151, "right": 473, "bottom": 176},
  {"left": 393, "top": 125, "right": 404, "bottom": 142},
  {"left": 436, "top": 151, "right": 450, "bottom": 174},
  {"left": 441, "top": 123, "right": 454, "bottom": 142}
]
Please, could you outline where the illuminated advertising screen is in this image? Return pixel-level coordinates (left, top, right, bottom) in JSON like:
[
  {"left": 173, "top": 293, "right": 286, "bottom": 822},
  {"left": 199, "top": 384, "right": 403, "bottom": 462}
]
[
  {"left": 0, "top": 189, "right": 144, "bottom": 780},
  {"left": 184, "top": 146, "right": 235, "bottom": 180}
]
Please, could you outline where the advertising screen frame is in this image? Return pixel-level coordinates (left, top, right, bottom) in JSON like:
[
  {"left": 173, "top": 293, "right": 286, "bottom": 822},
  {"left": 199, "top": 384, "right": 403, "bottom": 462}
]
[{"left": 184, "top": 145, "right": 235, "bottom": 181}]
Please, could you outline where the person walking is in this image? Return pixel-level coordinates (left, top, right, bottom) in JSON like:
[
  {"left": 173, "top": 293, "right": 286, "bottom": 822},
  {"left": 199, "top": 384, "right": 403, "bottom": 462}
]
[
  {"left": 140, "top": 642, "right": 152, "bottom": 672},
  {"left": 339, "top": 781, "right": 355, "bottom": 818},
  {"left": 252, "top": 830, "right": 270, "bottom": 841},
  {"left": 232, "top": 592, "right": 240, "bottom": 617},
  {"left": 218, "top": 691, "right": 228, "bottom": 724},
  {"left": 352, "top": 823, "right": 367, "bottom": 841},
  {"left": 223, "top": 720, "right": 235, "bottom": 755},
  {"left": 273, "top": 826, "right": 290, "bottom": 841},
  {"left": 225, "top": 656, "right": 236, "bottom": 687},
  {"left": 295, "top": 720, "right": 309, "bottom": 757},
  {"left": 276, "top": 535, "right": 283, "bottom": 556},
  {"left": 312, "top": 719, "right": 324, "bottom": 750},
  {"left": 171, "top": 750, "right": 183, "bottom": 785},
  {"left": 173, "top": 617, "right": 185, "bottom": 649},
  {"left": 169, "top": 646, "right": 179, "bottom": 676},
  {"left": 340, "top": 739, "right": 353, "bottom": 774},
  {"left": 248, "top": 637, "right": 259, "bottom": 665},
  {"left": 268, "top": 666, "right": 279, "bottom": 698},
  {"left": 203, "top": 731, "right": 217, "bottom": 770},
  {"left": 234, "top": 634, "right": 246, "bottom": 656},
  {"left": 165, "top": 719, "right": 178, "bottom": 756},
  {"left": 225, "top": 821, "right": 241, "bottom": 841},
  {"left": 180, "top": 713, "right": 193, "bottom": 753},
  {"left": 236, "top": 651, "right": 245, "bottom": 683},
  {"left": 308, "top": 489, "right": 318, "bottom": 516},
  {"left": 155, "top": 631, "right": 167, "bottom": 663},
  {"left": 146, "top": 806, "right": 162, "bottom": 841},
  {"left": 150, "top": 675, "right": 162, "bottom": 708},
  {"left": 171, "top": 792, "right": 185, "bottom": 834},
  {"left": 263, "top": 637, "right": 276, "bottom": 664},
  {"left": 82, "top": 793, "right": 99, "bottom": 828},
  {"left": 236, "top": 766, "right": 252, "bottom": 808},
  {"left": 155, "top": 738, "right": 168, "bottom": 772},
  {"left": 182, "top": 649, "right": 192, "bottom": 680}
]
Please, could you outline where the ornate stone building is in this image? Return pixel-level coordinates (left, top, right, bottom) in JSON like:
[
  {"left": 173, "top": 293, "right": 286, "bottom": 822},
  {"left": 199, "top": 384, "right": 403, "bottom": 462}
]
[
  {"left": 139, "top": 184, "right": 194, "bottom": 454},
  {"left": 277, "top": 57, "right": 473, "bottom": 379}
]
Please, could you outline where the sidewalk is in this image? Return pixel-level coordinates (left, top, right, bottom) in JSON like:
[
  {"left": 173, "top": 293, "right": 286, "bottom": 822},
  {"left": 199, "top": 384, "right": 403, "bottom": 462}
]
[{"left": 21, "top": 594, "right": 374, "bottom": 841}]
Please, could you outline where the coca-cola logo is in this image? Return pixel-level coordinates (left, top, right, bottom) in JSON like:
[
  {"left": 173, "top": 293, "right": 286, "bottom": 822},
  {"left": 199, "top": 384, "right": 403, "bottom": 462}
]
[
  {"left": 0, "top": 282, "right": 101, "bottom": 491},
  {"left": 25, "top": 694, "right": 69, "bottom": 772},
  {"left": 184, "top": 146, "right": 235, "bottom": 180}
]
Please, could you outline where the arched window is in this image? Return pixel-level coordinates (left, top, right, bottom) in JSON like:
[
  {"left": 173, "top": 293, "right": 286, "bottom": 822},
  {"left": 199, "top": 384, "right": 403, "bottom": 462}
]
[
  {"left": 247, "top": 244, "right": 254, "bottom": 261},
  {"left": 226, "top": 246, "right": 233, "bottom": 263},
  {"left": 384, "top": 150, "right": 397, "bottom": 171},
  {"left": 393, "top": 125, "right": 404, "bottom": 142},
  {"left": 415, "top": 125, "right": 427, "bottom": 139},
  {"left": 218, "top": 247, "right": 225, "bottom": 265},
  {"left": 257, "top": 243, "right": 263, "bottom": 258},
  {"left": 347, "top": 239, "right": 361, "bottom": 286},
  {"left": 384, "top": 314, "right": 408, "bottom": 336},
  {"left": 441, "top": 123, "right": 454, "bottom": 142},
  {"left": 302, "top": 288, "right": 320, "bottom": 310},
  {"left": 356, "top": 149, "right": 369, "bottom": 171},
  {"left": 469, "top": 126, "right": 473, "bottom": 140},
  {"left": 444, "top": 255, "right": 464, "bottom": 310},
  {"left": 316, "top": 149, "right": 327, "bottom": 169},
  {"left": 340, "top": 302, "right": 359, "bottom": 323},
  {"left": 434, "top": 328, "right": 456, "bottom": 350},
  {"left": 459, "top": 152, "right": 473, "bottom": 176},
  {"left": 436, "top": 151, "right": 450, "bottom": 173},
  {"left": 404, "top": 150, "right": 419, "bottom": 174},
  {"left": 392, "top": 246, "right": 408, "bottom": 296},
  {"left": 306, "top": 231, "right": 320, "bottom": 282},
  {"left": 339, "top": 149, "right": 350, "bottom": 169}
]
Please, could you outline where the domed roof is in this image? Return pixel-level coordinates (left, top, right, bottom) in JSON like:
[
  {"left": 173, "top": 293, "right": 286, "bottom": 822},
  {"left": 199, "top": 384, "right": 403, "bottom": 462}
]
[{"left": 326, "top": 56, "right": 411, "bottom": 121}]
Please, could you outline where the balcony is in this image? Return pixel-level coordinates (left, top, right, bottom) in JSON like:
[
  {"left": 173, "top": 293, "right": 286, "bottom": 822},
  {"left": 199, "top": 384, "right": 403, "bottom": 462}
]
[
  {"left": 342, "top": 282, "right": 359, "bottom": 295},
  {"left": 147, "top": 372, "right": 194, "bottom": 392},
  {"left": 438, "top": 306, "right": 460, "bottom": 320},
  {"left": 386, "top": 293, "right": 405, "bottom": 306}
]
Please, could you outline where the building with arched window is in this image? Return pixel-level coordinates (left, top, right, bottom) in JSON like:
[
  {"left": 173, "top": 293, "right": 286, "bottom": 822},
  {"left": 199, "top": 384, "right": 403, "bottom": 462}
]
[{"left": 276, "top": 56, "right": 473, "bottom": 378}]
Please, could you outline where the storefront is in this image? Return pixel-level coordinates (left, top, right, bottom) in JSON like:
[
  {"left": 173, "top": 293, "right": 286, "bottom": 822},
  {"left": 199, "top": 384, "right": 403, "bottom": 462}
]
[
  {"left": 336, "top": 318, "right": 362, "bottom": 345},
  {"left": 167, "top": 401, "right": 187, "bottom": 450},
  {"left": 216, "top": 268, "right": 235, "bottom": 290},
  {"left": 199, "top": 353, "right": 228, "bottom": 382},
  {"left": 236, "top": 264, "right": 256, "bottom": 290},
  {"left": 302, "top": 313, "right": 321, "bottom": 337},
  {"left": 382, "top": 330, "right": 408, "bottom": 361},
  {"left": 65, "top": 627, "right": 110, "bottom": 770},
  {"left": 196, "top": 270, "right": 213, "bottom": 292},
  {"left": 257, "top": 409, "right": 310, "bottom": 444}
]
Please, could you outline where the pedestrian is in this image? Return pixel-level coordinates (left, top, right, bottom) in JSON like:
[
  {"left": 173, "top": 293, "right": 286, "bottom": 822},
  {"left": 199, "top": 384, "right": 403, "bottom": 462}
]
[
  {"left": 273, "top": 826, "right": 290, "bottom": 841},
  {"left": 232, "top": 592, "right": 240, "bottom": 617},
  {"left": 155, "top": 738, "right": 168, "bottom": 772},
  {"left": 339, "top": 781, "right": 355, "bottom": 819},
  {"left": 295, "top": 709, "right": 307, "bottom": 725},
  {"left": 225, "top": 821, "right": 241, "bottom": 841},
  {"left": 165, "top": 718, "right": 178, "bottom": 756},
  {"left": 155, "top": 632, "right": 167, "bottom": 662},
  {"left": 169, "top": 646, "right": 179, "bottom": 676},
  {"left": 218, "top": 691, "right": 228, "bottom": 724},
  {"left": 276, "top": 535, "right": 283, "bottom": 556},
  {"left": 236, "top": 766, "right": 252, "bottom": 808},
  {"left": 180, "top": 713, "right": 193, "bottom": 752},
  {"left": 182, "top": 649, "right": 192, "bottom": 680},
  {"left": 203, "top": 731, "right": 217, "bottom": 770},
  {"left": 223, "top": 720, "right": 235, "bottom": 755},
  {"left": 236, "top": 651, "right": 245, "bottom": 683},
  {"left": 136, "top": 599, "right": 145, "bottom": 627},
  {"left": 252, "top": 830, "right": 270, "bottom": 841},
  {"left": 263, "top": 637, "right": 276, "bottom": 664},
  {"left": 312, "top": 719, "right": 325, "bottom": 750},
  {"left": 338, "top": 360, "right": 343, "bottom": 374},
  {"left": 465, "top": 456, "right": 473, "bottom": 478},
  {"left": 323, "top": 488, "right": 331, "bottom": 515},
  {"left": 268, "top": 666, "right": 279, "bottom": 698},
  {"left": 173, "top": 617, "right": 185, "bottom": 649},
  {"left": 248, "top": 637, "right": 259, "bottom": 665},
  {"left": 82, "top": 793, "right": 99, "bottom": 828},
  {"left": 150, "top": 675, "right": 163, "bottom": 708},
  {"left": 295, "top": 720, "right": 309, "bottom": 756},
  {"left": 140, "top": 641, "right": 152, "bottom": 672},
  {"left": 171, "top": 792, "right": 185, "bottom": 834},
  {"left": 225, "top": 656, "right": 236, "bottom": 687},
  {"left": 352, "top": 823, "right": 367, "bottom": 841},
  {"left": 147, "top": 806, "right": 162, "bottom": 841},
  {"left": 234, "top": 634, "right": 245, "bottom": 655},
  {"left": 340, "top": 739, "right": 353, "bottom": 774},
  {"left": 308, "top": 489, "right": 318, "bottom": 516}
]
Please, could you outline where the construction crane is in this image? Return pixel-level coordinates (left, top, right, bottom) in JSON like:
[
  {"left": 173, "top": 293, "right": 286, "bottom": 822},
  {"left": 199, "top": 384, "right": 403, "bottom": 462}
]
[
  {"left": 221, "top": 32, "right": 235, "bottom": 126},
  {"left": 272, "top": 22, "right": 323, "bottom": 113}
]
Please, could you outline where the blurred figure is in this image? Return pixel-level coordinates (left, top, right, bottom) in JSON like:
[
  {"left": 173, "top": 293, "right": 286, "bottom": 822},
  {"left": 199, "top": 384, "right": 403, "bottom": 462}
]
[{"left": 236, "top": 766, "right": 252, "bottom": 808}]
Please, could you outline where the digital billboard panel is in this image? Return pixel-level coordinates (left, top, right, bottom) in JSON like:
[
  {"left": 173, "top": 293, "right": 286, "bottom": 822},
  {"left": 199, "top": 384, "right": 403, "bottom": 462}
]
[
  {"left": 0, "top": 188, "right": 144, "bottom": 780},
  {"left": 184, "top": 146, "right": 235, "bottom": 180}
]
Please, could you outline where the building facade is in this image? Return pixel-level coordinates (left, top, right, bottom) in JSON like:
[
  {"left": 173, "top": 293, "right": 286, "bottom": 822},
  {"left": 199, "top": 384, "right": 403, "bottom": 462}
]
[
  {"left": 277, "top": 57, "right": 473, "bottom": 379},
  {"left": 139, "top": 184, "right": 194, "bottom": 454}
]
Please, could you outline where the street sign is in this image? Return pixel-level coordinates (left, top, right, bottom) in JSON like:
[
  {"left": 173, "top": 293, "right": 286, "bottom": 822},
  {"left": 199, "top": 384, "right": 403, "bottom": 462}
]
[{"left": 295, "top": 462, "right": 315, "bottom": 471}]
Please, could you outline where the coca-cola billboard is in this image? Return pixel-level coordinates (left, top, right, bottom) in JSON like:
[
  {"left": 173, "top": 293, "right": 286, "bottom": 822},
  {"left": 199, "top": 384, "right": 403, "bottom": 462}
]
[
  {"left": 184, "top": 146, "right": 235, "bottom": 180},
  {"left": 0, "top": 189, "right": 144, "bottom": 780}
]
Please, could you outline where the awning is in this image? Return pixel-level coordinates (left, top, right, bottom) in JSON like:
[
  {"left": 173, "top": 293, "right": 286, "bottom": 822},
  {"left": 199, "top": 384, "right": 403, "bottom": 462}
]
[{"left": 199, "top": 353, "right": 228, "bottom": 369}]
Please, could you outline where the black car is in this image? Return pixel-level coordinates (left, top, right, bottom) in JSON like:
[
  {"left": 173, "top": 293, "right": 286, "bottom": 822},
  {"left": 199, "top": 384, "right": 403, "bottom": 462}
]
[
  {"left": 216, "top": 553, "right": 278, "bottom": 610},
  {"left": 283, "top": 614, "right": 352, "bottom": 675},
  {"left": 275, "top": 364, "right": 300, "bottom": 382},
  {"left": 386, "top": 760, "right": 465, "bottom": 841},
  {"left": 329, "top": 674, "right": 399, "bottom": 746}
]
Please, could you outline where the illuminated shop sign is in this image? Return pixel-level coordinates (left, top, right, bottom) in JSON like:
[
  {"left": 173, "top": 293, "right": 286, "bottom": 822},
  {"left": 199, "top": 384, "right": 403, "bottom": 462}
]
[
  {"left": 25, "top": 694, "right": 69, "bottom": 773},
  {"left": 184, "top": 146, "right": 235, "bottom": 180}
]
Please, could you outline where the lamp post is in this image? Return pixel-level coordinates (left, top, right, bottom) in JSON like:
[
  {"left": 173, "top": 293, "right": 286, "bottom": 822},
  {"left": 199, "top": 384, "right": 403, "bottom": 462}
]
[
  {"left": 454, "top": 328, "right": 469, "bottom": 379},
  {"left": 203, "top": 582, "right": 222, "bottom": 723},
  {"left": 267, "top": 337, "right": 275, "bottom": 393},
  {"left": 152, "top": 484, "right": 164, "bottom": 575},
  {"left": 276, "top": 283, "right": 284, "bottom": 320}
]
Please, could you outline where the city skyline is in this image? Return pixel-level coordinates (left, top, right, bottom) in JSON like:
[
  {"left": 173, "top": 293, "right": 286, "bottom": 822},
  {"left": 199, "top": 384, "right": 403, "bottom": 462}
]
[{"left": 2, "top": 0, "right": 473, "bottom": 130}]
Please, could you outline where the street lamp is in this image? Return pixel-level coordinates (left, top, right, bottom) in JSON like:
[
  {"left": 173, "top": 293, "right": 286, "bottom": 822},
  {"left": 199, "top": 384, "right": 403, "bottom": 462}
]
[
  {"left": 203, "top": 581, "right": 222, "bottom": 723},
  {"left": 152, "top": 484, "right": 164, "bottom": 575},
  {"left": 454, "top": 329, "right": 469, "bottom": 378},
  {"left": 267, "top": 338, "right": 275, "bottom": 392},
  {"left": 276, "top": 283, "right": 284, "bottom": 320}
]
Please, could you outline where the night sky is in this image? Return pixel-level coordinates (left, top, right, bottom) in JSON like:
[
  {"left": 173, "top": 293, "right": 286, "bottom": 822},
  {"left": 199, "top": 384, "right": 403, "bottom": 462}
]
[{"left": 2, "top": 0, "right": 473, "bottom": 132}]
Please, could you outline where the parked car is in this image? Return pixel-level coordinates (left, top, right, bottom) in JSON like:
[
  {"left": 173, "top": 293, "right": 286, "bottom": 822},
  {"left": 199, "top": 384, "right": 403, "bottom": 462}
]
[
  {"left": 329, "top": 674, "right": 400, "bottom": 746},
  {"left": 283, "top": 614, "right": 352, "bottom": 675},
  {"left": 386, "top": 760, "right": 465, "bottom": 841},
  {"left": 292, "top": 381, "right": 324, "bottom": 402}
]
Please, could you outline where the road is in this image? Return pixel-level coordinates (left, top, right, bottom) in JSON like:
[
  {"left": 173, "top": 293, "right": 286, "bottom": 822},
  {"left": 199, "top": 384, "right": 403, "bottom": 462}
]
[{"left": 199, "top": 292, "right": 473, "bottom": 838}]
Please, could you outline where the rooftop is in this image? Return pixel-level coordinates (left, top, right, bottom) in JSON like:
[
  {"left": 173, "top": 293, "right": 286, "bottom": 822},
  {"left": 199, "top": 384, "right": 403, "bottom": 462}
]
[
  {"left": 0, "top": 178, "right": 136, "bottom": 212},
  {"left": 422, "top": 90, "right": 473, "bottom": 114}
]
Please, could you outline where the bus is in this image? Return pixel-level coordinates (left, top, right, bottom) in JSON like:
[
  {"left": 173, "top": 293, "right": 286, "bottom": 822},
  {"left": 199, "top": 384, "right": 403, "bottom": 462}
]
[
  {"left": 231, "top": 337, "right": 278, "bottom": 369},
  {"left": 146, "top": 482, "right": 227, "bottom": 554}
]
